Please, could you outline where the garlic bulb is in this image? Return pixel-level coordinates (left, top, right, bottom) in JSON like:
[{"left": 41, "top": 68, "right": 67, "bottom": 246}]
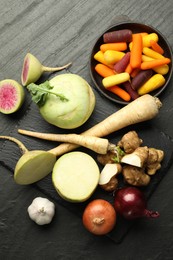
[{"left": 28, "top": 197, "right": 55, "bottom": 225}]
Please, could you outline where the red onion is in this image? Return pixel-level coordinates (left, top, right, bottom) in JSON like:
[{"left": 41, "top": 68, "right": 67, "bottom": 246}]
[
  {"left": 114, "top": 187, "right": 159, "bottom": 220},
  {"left": 82, "top": 199, "right": 116, "bottom": 235}
]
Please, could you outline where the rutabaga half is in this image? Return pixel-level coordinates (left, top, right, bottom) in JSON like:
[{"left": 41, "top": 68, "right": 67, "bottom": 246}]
[{"left": 52, "top": 151, "right": 100, "bottom": 202}]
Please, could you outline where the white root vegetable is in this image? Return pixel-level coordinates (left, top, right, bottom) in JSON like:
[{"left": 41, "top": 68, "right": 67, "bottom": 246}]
[
  {"left": 48, "top": 94, "right": 162, "bottom": 156},
  {"left": 18, "top": 130, "right": 111, "bottom": 154}
]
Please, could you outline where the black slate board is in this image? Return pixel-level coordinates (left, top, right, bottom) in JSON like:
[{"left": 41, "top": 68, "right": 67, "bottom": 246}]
[{"left": 0, "top": 99, "right": 173, "bottom": 244}]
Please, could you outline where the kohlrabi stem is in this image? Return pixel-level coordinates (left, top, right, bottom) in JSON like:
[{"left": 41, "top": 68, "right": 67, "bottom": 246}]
[
  {"left": 42, "top": 62, "right": 72, "bottom": 72},
  {"left": 32, "top": 86, "right": 68, "bottom": 101},
  {"left": 0, "top": 136, "right": 28, "bottom": 154}
]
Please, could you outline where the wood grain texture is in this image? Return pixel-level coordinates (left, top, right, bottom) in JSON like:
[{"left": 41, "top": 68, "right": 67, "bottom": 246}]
[{"left": 0, "top": 0, "right": 173, "bottom": 259}]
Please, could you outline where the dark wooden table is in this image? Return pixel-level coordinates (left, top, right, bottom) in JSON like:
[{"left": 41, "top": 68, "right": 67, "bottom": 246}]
[{"left": 1, "top": 1, "right": 173, "bottom": 259}]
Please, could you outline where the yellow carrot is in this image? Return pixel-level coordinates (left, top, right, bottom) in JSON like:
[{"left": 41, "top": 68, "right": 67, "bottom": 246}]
[
  {"left": 142, "top": 55, "right": 169, "bottom": 75},
  {"left": 138, "top": 74, "right": 165, "bottom": 95},
  {"left": 104, "top": 50, "right": 125, "bottom": 64},
  {"left": 102, "top": 72, "right": 130, "bottom": 88},
  {"left": 100, "top": 42, "right": 127, "bottom": 52},
  {"left": 95, "top": 63, "right": 115, "bottom": 78},
  {"left": 140, "top": 58, "right": 171, "bottom": 70},
  {"left": 142, "top": 33, "right": 159, "bottom": 47},
  {"left": 107, "top": 85, "right": 131, "bottom": 101},
  {"left": 130, "top": 34, "right": 143, "bottom": 68},
  {"left": 143, "top": 47, "right": 165, "bottom": 59},
  {"left": 94, "top": 51, "right": 114, "bottom": 68}
]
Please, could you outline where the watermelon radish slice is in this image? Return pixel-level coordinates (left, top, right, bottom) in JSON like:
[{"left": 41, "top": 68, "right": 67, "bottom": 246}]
[
  {"left": 21, "top": 53, "right": 72, "bottom": 86},
  {"left": 0, "top": 79, "right": 25, "bottom": 114}
]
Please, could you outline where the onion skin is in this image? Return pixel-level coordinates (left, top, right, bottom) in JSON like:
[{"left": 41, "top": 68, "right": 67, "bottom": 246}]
[
  {"left": 114, "top": 187, "right": 159, "bottom": 220},
  {"left": 82, "top": 199, "right": 116, "bottom": 235}
]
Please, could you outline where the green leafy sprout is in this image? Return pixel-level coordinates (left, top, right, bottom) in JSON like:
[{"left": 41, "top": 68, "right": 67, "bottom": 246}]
[{"left": 27, "top": 81, "right": 68, "bottom": 107}]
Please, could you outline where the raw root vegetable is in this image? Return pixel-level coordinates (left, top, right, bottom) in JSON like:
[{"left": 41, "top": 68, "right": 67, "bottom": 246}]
[
  {"left": 21, "top": 53, "right": 72, "bottom": 86},
  {"left": 95, "top": 63, "right": 115, "bottom": 78},
  {"left": 100, "top": 42, "right": 127, "bottom": 52},
  {"left": 142, "top": 33, "right": 159, "bottom": 47},
  {"left": 114, "top": 52, "right": 131, "bottom": 73},
  {"left": 0, "top": 79, "right": 25, "bottom": 114},
  {"left": 142, "top": 55, "right": 169, "bottom": 75},
  {"left": 131, "top": 69, "right": 153, "bottom": 90},
  {"left": 20, "top": 94, "right": 162, "bottom": 158},
  {"left": 130, "top": 34, "right": 143, "bottom": 69},
  {"left": 102, "top": 72, "right": 130, "bottom": 88},
  {"left": 52, "top": 152, "right": 100, "bottom": 202},
  {"left": 0, "top": 135, "right": 56, "bottom": 185},
  {"left": 123, "top": 81, "right": 139, "bottom": 100},
  {"left": 18, "top": 129, "right": 117, "bottom": 155},
  {"left": 150, "top": 40, "right": 164, "bottom": 54},
  {"left": 103, "top": 50, "right": 125, "bottom": 64},
  {"left": 114, "top": 186, "right": 159, "bottom": 220},
  {"left": 140, "top": 58, "right": 171, "bottom": 70},
  {"left": 103, "top": 29, "right": 132, "bottom": 43},
  {"left": 82, "top": 199, "right": 116, "bottom": 235},
  {"left": 143, "top": 47, "right": 165, "bottom": 60},
  {"left": 138, "top": 74, "right": 166, "bottom": 95},
  {"left": 107, "top": 86, "right": 131, "bottom": 102},
  {"left": 28, "top": 74, "right": 96, "bottom": 129}
]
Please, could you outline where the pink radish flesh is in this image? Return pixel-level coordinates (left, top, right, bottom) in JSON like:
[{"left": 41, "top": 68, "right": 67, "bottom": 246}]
[{"left": 0, "top": 83, "right": 18, "bottom": 110}]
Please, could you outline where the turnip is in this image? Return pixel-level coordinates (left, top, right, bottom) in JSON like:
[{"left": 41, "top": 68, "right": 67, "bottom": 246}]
[
  {"left": 0, "top": 79, "right": 25, "bottom": 114},
  {"left": 21, "top": 53, "right": 71, "bottom": 86},
  {"left": 27, "top": 74, "right": 96, "bottom": 129}
]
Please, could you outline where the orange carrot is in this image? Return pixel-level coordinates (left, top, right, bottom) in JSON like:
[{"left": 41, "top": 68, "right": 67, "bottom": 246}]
[
  {"left": 130, "top": 34, "right": 143, "bottom": 68},
  {"left": 107, "top": 85, "right": 131, "bottom": 101},
  {"left": 150, "top": 40, "right": 164, "bottom": 55},
  {"left": 125, "top": 63, "right": 133, "bottom": 74},
  {"left": 100, "top": 42, "right": 127, "bottom": 52},
  {"left": 95, "top": 63, "right": 115, "bottom": 78},
  {"left": 141, "top": 58, "right": 171, "bottom": 70}
]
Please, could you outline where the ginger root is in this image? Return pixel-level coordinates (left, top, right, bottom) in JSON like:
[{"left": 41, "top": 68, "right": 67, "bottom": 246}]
[
  {"left": 146, "top": 148, "right": 164, "bottom": 175},
  {"left": 117, "top": 131, "right": 143, "bottom": 154},
  {"left": 123, "top": 165, "right": 151, "bottom": 186}
]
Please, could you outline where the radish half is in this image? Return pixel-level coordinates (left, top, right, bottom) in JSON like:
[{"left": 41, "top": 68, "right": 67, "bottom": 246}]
[
  {"left": 52, "top": 151, "right": 100, "bottom": 202},
  {"left": 0, "top": 79, "right": 25, "bottom": 114}
]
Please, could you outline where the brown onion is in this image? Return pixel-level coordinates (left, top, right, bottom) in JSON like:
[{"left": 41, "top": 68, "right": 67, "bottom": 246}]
[{"left": 82, "top": 199, "right": 116, "bottom": 235}]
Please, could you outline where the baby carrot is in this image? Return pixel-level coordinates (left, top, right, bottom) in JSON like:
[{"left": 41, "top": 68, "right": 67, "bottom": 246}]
[
  {"left": 95, "top": 63, "right": 115, "bottom": 78},
  {"left": 107, "top": 85, "right": 131, "bottom": 101},
  {"left": 100, "top": 42, "right": 127, "bottom": 52},
  {"left": 102, "top": 72, "right": 130, "bottom": 88},
  {"left": 142, "top": 55, "right": 169, "bottom": 75},
  {"left": 143, "top": 47, "right": 165, "bottom": 59},
  {"left": 104, "top": 50, "right": 125, "bottom": 64},
  {"left": 140, "top": 58, "right": 171, "bottom": 70},
  {"left": 150, "top": 40, "right": 164, "bottom": 55},
  {"left": 94, "top": 51, "right": 114, "bottom": 68},
  {"left": 130, "top": 34, "right": 143, "bottom": 69},
  {"left": 125, "top": 63, "right": 133, "bottom": 74},
  {"left": 142, "top": 33, "right": 159, "bottom": 47},
  {"left": 138, "top": 74, "right": 165, "bottom": 95}
]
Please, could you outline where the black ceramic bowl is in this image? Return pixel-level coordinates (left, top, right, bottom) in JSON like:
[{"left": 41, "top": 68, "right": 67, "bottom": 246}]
[{"left": 90, "top": 22, "right": 173, "bottom": 105}]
